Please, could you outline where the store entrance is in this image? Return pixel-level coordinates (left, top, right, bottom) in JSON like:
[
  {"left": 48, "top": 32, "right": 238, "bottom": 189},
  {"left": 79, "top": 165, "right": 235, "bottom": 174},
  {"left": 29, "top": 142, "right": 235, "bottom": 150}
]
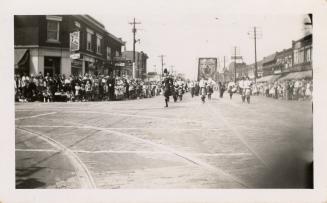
[{"left": 44, "top": 56, "right": 60, "bottom": 76}]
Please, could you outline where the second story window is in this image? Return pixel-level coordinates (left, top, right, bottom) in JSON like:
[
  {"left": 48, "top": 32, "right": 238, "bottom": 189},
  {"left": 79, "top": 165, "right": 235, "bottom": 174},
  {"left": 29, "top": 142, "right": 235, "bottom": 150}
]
[
  {"left": 46, "top": 16, "right": 62, "bottom": 42},
  {"left": 115, "top": 50, "right": 120, "bottom": 57},
  {"left": 107, "top": 46, "right": 111, "bottom": 60},
  {"left": 86, "top": 28, "right": 94, "bottom": 52},
  {"left": 96, "top": 34, "right": 103, "bottom": 54},
  {"left": 305, "top": 47, "right": 311, "bottom": 62}
]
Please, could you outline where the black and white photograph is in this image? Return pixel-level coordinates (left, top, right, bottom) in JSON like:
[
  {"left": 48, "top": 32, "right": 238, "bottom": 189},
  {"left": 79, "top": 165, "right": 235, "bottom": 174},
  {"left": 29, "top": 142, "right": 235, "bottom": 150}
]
[{"left": 1, "top": 0, "right": 327, "bottom": 202}]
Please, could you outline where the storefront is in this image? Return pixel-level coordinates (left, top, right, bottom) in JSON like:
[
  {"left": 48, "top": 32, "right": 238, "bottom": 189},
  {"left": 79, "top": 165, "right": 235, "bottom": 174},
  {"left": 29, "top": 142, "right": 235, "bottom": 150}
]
[
  {"left": 71, "top": 59, "right": 83, "bottom": 76},
  {"left": 44, "top": 56, "right": 60, "bottom": 76}
]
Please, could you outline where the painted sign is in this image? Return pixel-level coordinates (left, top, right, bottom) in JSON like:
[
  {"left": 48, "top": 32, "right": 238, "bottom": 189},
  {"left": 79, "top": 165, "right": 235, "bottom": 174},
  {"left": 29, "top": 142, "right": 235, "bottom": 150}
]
[
  {"left": 198, "top": 58, "right": 217, "bottom": 80},
  {"left": 70, "top": 31, "right": 80, "bottom": 52},
  {"left": 70, "top": 53, "right": 80, "bottom": 59}
]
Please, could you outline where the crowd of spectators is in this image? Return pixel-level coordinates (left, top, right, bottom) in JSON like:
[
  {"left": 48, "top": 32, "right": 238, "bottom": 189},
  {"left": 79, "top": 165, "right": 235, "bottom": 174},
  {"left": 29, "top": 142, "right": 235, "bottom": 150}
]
[
  {"left": 252, "top": 79, "right": 313, "bottom": 101},
  {"left": 14, "top": 72, "right": 162, "bottom": 102}
]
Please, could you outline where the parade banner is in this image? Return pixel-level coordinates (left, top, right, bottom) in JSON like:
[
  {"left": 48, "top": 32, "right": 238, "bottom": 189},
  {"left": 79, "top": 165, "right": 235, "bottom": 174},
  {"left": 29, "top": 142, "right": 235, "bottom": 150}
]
[{"left": 198, "top": 58, "right": 217, "bottom": 80}]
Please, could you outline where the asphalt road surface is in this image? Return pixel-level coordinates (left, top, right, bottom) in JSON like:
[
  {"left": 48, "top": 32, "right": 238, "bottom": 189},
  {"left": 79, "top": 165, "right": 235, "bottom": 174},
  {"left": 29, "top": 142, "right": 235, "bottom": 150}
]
[{"left": 15, "top": 92, "right": 313, "bottom": 189}]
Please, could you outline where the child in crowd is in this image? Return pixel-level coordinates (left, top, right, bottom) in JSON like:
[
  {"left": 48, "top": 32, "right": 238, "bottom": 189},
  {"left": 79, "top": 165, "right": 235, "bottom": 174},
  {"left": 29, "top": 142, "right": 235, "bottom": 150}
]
[
  {"left": 43, "top": 86, "right": 52, "bottom": 102},
  {"left": 85, "top": 81, "right": 92, "bottom": 101},
  {"left": 75, "top": 83, "right": 81, "bottom": 102}
]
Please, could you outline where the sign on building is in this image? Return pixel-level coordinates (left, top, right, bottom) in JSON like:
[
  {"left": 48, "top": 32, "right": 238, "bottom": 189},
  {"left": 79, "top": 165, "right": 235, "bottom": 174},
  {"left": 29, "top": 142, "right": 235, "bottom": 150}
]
[
  {"left": 70, "top": 53, "right": 80, "bottom": 59},
  {"left": 198, "top": 58, "right": 217, "bottom": 80},
  {"left": 70, "top": 31, "right": 80, "bottom": 52}
]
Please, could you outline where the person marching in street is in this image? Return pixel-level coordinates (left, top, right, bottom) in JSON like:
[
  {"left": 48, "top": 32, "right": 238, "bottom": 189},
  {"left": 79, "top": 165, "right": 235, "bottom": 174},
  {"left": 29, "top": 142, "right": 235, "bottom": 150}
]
[
  {"left": 172, "top": 81, "right": 178, "bottom": 102},
  {"left": 199, "top": 77, "right": 207, "bottom": 103},
  {"left": 239, "top": 77, "right": 252, "bottom": 104},
  {"left": 206, "top": 78, "right": 215, "bottom": 100},
  {"left": 227, "top": 80, "right": 236, "bottom": 100},
  {"left": 218, "top": 81, "right": 226, "bottom": 98},
  {"left": 178, "top": 85, "right": 183, "bottom": 101},
  {"left": 189, "top": 81, "right": 195, "bottom": 98},
  {"left": 162, "top": 69, "right": 173, "bottom": 107}
]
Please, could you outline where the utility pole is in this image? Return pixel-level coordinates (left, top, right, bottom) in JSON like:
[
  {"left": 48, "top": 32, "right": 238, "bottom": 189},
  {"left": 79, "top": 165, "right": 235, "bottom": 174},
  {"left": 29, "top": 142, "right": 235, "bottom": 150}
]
[
  {"left": 248, "top": 26, "right": 262, "bottom": 82},
  {"left": 129, "top": 18, "right": 141, "bottom": 79},
  {"left": 223, "top": 56, "right": 226, "bottom": 82},
  {"left": 234, "top": 46, "right": 237, "bottom": 83},
  {"left": 158, "top": 54, "right": 165, "bottom": 78},
  {"left": 254, "top": 27, "right": 258, "bottom": 82}
]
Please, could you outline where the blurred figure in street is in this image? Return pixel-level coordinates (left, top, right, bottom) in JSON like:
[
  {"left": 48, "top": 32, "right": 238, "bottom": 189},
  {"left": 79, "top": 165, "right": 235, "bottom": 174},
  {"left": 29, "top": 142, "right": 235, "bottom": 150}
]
[
  {"left": 207, "top": 78, "right": 215, "bottom": 100},
  {"left": 227, "top": 81, "right": 236, "bottom": 99},
  {"left": 162, "top": 69, "right": 173, "bottom": 107},
  {"left": 199, "top": 77, "right": 207, "bottom": 103},
  {"left": 239, "top": 77, "right": 252, "bottom": 104},
  {"left": 218, "top": 81, "right": 226, "bottom": 98},
  {"left": 189, "top": 81, "right": 195, "bottom": 98},
  {"left": 194, "top": 81, "right": 200, "bottom": 96}
]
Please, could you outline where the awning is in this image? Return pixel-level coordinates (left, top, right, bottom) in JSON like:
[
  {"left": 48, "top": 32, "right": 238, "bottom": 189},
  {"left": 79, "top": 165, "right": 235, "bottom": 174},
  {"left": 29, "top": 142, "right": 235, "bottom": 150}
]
[
  {"left": 256, "top": 74, "right": 281, "bottom": 83},
  {"left": 14, "top": 49, "right": 29, "bottom": 68},
  {"left": 278, "top": 70, "right": 312, "bottom": 81}
]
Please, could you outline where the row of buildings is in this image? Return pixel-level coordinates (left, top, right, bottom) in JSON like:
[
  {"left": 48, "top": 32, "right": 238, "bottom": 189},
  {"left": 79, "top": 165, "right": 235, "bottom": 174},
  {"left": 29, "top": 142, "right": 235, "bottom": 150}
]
[
  {"left": 221, "top": 33, "right": 312, "bottom": 83},
  {"left": 14, "top": 15, "right": 148, "bottom": 79}
]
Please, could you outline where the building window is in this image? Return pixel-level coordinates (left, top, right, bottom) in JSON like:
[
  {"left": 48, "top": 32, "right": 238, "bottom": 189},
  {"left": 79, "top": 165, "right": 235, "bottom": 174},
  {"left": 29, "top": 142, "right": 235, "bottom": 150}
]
[
  {"left": 294, "top": 49, "right": 299, "bottom": 64},
  {"left": 298, "top": 48, "right": 305, "bottom": 64},
  {"left": 107, "top": 46, "right": 111, "bottom": 60},
  {"left": 96, "top": 34, "right": 103, "bottom": 54},
  {"left": 306, "top": 48, "right": 311, "bottom": 62},
  {"left": 115, "top": 50, "right": 120, "bottom": 57},
  {"left": 47, "top": 20, "right": 60, "bottom": 42},
  {"left": 86, "top": 28, "right": 94, "bottom": 52}
]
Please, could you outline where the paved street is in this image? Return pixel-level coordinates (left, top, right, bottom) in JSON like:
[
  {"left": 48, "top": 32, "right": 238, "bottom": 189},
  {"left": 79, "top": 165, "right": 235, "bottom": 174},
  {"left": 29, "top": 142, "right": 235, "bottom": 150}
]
[{"left": 15, "top": 92, "right": 313, "bottom": 189}]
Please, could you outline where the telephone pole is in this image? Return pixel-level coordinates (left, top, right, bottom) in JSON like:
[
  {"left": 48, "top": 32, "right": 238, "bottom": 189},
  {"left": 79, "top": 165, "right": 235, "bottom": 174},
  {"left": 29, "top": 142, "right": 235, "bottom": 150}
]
[
  {"left": 234, "top": 46, "right": 237, "bottom": 82},
  {"left": 129, "top": 18, "right": 141, "bottom": 79},
  {"left": 158, "top": 54, "right": 165, "bottom": 77},
  {"left": 248, "top": 26, "right": 262, "bottom": 82}
]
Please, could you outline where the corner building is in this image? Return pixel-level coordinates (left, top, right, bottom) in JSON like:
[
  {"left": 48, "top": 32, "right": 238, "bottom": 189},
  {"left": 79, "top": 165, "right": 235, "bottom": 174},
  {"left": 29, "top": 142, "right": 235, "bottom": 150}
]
[{"left": 14, "top": 15, "right": 124, "bottom": 76}]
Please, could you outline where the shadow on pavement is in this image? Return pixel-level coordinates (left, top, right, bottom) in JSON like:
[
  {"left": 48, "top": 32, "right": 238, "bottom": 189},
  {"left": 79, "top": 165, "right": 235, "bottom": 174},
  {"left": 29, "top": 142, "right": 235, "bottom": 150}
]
[
  {"left": 16, "top": 178, "right": 46, "bottom": 189},
  {"left": 16, "top": 166, "right": 46, "bottom": 189}
]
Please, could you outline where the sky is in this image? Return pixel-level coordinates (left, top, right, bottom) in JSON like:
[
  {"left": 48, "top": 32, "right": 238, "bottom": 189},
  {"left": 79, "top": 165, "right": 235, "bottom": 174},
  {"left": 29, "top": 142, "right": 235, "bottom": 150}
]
[{"left": 89, "top": 2, "right": 311, "bottom": 80}]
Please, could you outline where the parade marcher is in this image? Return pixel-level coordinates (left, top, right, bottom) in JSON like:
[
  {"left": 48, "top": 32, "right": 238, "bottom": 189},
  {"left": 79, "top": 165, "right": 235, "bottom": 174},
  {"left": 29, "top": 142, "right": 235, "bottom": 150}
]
[
  {"left": 162, "top": 69, "right": 173, "bottom": 107},
  {"left": 227, "top": 81, "right": 236, "bottom": 99},
  {"left": 206, "top": 78, "right": 215, "bottom": 100},
  {"left": 178, "top": 85, "right": 183, "bottom": 101},
  {"left": 218, "top": 81, "right": 225, "bottom": 98},
  {"left": 194, "top": 81, "right": 200, "bottom": 96},
  {"left": 189, "top": 81, "right": 195, "bottom": 98},
  {"left": 199, "top": 77, "right": 207, "bottom": 103},
  {"left": 239, "top": 77, "right": 252, "bottom": 104}
]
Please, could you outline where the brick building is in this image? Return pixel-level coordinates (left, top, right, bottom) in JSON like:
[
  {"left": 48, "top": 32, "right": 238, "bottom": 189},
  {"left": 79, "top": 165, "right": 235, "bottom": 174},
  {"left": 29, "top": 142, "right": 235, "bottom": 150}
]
[
  {"left": 122, "top": 51, "right": 148, "bottom": 79},
  {"left": 14, "top": 15, "right": 124, "bottom": 76}
]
